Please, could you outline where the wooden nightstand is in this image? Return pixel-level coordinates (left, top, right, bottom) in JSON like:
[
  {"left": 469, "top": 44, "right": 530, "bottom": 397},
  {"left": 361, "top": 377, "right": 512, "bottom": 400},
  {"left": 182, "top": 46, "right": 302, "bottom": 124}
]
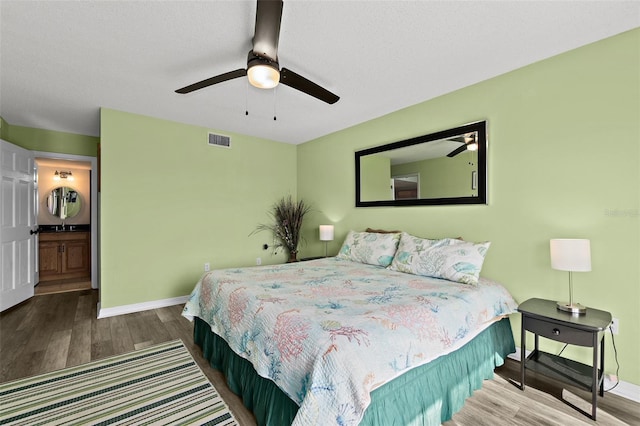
[{"left": 518, "top": 298, "right": 612, "bottom": 420}]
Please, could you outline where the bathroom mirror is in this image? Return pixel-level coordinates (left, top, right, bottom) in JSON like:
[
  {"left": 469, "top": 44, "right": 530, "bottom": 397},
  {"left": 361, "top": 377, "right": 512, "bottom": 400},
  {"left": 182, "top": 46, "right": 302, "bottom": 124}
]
[
  {"left": 355, "top": 121, "right": 487, "bottom": 207},
  {"left": 47, "top": 186, "right": 81, "bottom": 219}
]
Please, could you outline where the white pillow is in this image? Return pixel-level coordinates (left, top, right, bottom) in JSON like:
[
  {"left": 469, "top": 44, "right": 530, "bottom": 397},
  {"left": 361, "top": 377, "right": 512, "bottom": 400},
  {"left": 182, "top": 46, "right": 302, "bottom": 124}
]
[
  {"left": 336, "top": 230, "right": 401, "bottom": 267},
  {"left": 389, "top": 232, "right": 490, "bottom": 285}
]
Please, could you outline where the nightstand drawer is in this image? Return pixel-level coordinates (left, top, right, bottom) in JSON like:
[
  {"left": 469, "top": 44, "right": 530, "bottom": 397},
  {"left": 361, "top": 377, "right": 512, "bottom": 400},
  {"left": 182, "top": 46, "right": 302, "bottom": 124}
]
[{"left": 524, "top": 317, "right": 593, "bottom": 346}]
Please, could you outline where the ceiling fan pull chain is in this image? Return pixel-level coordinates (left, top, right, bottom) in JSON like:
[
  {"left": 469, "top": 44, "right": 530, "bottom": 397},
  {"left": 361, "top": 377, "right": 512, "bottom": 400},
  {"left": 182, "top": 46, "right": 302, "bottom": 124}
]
[
  {"left": 273, "top": 86, "right": 277, "bottom": 121},
  {"left": 245, "top": 80, "right": 249, "bottom": 116}
]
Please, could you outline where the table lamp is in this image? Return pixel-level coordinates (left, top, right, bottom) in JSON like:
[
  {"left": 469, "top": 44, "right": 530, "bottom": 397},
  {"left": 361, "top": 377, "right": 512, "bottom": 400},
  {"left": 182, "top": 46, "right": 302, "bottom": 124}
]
[
  {"left": 550, "top": 238, "right": 591, "bottom": 314},
  {"left": 319, "top": 225, "right": 334, "bottom": 257}
]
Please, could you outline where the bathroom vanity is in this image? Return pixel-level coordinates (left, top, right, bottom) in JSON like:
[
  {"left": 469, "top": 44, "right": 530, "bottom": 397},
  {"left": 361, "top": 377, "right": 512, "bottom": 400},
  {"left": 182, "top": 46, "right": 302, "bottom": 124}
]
[{"left": 39, "top": 227, "right": 90, "bottom": 282}]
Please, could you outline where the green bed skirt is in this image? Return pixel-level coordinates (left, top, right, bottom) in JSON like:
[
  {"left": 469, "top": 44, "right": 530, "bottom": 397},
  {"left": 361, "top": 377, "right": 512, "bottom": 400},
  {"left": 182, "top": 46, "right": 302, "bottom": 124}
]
[{"left": 194, "top": 317, "right": 515, "bottom": 426}]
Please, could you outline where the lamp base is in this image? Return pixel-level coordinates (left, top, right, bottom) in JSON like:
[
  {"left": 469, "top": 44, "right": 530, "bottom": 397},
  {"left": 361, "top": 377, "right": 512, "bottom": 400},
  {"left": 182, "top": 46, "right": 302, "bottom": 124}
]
[{"left": 557, "top": 301, "right": 586, "bottom": 315}]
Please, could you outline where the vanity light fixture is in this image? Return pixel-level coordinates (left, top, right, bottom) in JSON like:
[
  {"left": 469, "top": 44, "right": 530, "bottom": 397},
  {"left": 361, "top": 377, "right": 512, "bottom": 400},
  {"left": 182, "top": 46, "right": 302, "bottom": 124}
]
[
  {"left": 550, "top": 238, "right": 591, "bottom": 314},
  {"left": 53, "top": 170, "right": 74, "bottom": 181}
]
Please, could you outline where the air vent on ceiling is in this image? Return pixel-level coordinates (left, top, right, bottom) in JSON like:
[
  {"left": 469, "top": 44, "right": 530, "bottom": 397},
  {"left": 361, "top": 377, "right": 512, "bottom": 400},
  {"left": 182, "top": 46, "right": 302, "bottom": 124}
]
[{"left": 208, "top": 132, "right": 231, "bottom": 148}]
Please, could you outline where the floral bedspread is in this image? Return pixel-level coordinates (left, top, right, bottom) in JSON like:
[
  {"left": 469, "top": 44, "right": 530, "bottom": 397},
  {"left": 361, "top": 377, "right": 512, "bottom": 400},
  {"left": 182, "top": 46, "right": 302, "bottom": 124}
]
[{"left": 182, "top": 257, "right": 517, "bottom": 426}]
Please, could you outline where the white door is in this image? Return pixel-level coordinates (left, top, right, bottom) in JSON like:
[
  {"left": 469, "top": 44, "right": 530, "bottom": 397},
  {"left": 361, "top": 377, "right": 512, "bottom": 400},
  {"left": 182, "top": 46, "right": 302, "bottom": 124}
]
[{"left": 1, "top": 139, "right": 37, "bottom": 312}]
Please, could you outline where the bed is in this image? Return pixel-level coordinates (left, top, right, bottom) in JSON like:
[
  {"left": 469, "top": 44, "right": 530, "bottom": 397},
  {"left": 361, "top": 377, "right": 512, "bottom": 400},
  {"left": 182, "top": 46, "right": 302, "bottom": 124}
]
[{"left": 182, "top": 231, "right": 518, "bottom": 425}]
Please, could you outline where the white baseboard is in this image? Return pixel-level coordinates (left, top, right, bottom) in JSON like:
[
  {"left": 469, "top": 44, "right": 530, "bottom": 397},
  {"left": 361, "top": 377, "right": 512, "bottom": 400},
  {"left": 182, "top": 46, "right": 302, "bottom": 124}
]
[
  {"left": 97, "top": 295, "right": 189, "bottom": 319},
  {"left": 508, "top": 347, "right": 640, "bottom": 403}
]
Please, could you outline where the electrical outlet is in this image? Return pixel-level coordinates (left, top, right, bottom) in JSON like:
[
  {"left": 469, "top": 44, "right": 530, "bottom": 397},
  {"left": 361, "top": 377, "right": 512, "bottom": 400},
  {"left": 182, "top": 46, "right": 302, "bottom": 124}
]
[
  {"left": 610, "top": 317, "right": 619, "bottom": 335},
  {"left": 204, "top": 262, "right": 210, "bottom": 272},
  {"left": 256, "top": 257, "right": 262, "bottom": 266}
]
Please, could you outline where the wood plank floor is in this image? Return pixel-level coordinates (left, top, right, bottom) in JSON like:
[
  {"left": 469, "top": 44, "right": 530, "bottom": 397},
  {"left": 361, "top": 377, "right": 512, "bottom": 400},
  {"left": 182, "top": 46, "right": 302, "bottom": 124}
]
[
  {"left": 34, "top": 278, "right": 92, "bottom": 296},
  {"left": 1, "top": 290, "right": 638, "bottom": 426}
]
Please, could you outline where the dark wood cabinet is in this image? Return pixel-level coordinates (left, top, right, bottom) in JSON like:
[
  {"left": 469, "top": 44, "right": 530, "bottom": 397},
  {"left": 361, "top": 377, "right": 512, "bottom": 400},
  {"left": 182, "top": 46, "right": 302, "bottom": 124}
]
[{"left": 39, "top": 232, "right": 90, "bottom": 282}]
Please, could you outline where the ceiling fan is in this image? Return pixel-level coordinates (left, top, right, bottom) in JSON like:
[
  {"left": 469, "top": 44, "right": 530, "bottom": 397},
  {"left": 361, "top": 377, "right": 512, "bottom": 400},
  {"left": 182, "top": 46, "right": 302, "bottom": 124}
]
[
  {"left": 175, "top": 0, "right": 339, "bottom": 104},
  {"left": 446, "top": 133, "right": 478, "bottom": 157}
]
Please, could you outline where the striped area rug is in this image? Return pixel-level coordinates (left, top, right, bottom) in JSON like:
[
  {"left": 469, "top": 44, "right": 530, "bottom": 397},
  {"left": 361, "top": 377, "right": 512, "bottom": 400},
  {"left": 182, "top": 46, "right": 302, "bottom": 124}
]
[{"left": 0, "top": 340, "right": 239, "bottom": 426}]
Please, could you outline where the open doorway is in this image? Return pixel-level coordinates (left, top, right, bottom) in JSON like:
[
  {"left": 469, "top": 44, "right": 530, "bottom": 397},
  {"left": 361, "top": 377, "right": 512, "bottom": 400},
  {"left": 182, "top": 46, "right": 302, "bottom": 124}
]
[
  {"left": 33, "top": 152, "right": 99, "bottom": 296},
  {"left": 392, "top": 174, "right": 419, "bottom": 200}
]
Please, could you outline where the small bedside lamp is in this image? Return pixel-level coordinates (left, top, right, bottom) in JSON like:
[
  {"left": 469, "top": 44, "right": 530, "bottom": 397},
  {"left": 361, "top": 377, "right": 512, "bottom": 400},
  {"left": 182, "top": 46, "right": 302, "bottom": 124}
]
[
  {"left": 319, "top": 225, "right": 334, "bottom": 257},
  {"left": 550, "top": 239, "right": 591, "bottom": 314}
]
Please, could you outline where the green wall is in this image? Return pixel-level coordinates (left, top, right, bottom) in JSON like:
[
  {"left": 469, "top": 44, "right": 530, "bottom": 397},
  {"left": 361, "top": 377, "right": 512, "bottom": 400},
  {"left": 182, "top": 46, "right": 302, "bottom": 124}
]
[
  {"left": 297, "top": 29, "right": 640, "bottom": 386},
  {"left": 0, "top": 122, "right": 98, "bottom": 156},
  {"left": 360, "top": 155, "right": 391, "bottom": 201},
  {"left": 99, "top": 108, "right": 296, "bottom": 309},
  {"left": 392, "top": 154, "right": 476, "bottom": 199},
  {"left": 0, "top": 117, "right": 8, "bottom": 139}
]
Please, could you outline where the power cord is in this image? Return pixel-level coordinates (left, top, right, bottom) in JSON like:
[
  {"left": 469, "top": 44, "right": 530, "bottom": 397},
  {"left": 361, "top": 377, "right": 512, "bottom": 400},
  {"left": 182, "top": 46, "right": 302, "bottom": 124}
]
[
  {"left": 604, "top": 324, "right": 620, "bottom": 392},
  {"left": 557, "top": 343, "right": 568, "bottom": 356},
  {"left": 555, "top": 326, "right": 620, "bottom": 393}
]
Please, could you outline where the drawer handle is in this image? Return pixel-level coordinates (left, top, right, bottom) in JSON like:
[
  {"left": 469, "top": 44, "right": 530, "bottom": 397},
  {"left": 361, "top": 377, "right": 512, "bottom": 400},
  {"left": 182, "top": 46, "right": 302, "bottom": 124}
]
[{"left": 552, "top": 328, "right": 560, "bottom": 336}]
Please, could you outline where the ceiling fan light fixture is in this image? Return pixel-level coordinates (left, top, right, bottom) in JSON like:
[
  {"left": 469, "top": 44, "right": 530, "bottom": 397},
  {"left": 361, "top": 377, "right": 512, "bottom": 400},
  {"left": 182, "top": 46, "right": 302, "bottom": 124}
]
[
  {"left": 247, "top": 62, "right": 280, "bottom": 89},
  {"left": 175, "top": 1, "right": 339, "bottom": 103},
  {"left": 465, "top": 133, "right": 478, "bottom": 151}
]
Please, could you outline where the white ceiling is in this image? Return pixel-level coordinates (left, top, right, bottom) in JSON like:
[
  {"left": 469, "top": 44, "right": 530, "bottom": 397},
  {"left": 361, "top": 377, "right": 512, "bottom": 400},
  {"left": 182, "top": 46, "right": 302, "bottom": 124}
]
[{"left": 1, "top": 1, "right": 638, "bottom": 145}]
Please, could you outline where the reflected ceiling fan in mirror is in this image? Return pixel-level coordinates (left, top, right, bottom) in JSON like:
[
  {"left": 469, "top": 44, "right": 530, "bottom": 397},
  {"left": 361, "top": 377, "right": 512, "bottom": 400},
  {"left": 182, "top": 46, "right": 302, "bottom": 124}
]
[
  {"left": 446, "top": 133, "right": 478, "bottom": 157},
  {"left": 175, "top": 0, "right": 339, "bottom": 104}
]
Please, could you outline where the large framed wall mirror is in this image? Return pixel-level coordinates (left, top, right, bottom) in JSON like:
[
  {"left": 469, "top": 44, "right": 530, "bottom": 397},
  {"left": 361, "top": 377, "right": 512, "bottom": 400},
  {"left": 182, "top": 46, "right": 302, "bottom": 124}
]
[{"left": 355, "top": 121, "right": 487, "bottom": 207}]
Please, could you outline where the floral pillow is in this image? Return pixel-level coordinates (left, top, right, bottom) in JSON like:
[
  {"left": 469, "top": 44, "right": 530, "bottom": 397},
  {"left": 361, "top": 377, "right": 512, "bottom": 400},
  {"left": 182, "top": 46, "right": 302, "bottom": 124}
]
[
  {"left": 388, "top": 232, "right": 490, "bottom": 285},
  {"left": 337, "top": 230, "right": 401, "bottom": 267}
]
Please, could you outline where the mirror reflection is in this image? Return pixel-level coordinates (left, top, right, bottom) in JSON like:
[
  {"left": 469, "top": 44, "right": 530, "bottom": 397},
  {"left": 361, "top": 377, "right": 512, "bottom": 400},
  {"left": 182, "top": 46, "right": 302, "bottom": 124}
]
[
  {"left": 355, "top": 121, "right": 487, "bottom": 207},
  {"left": 47, "top": 186, "right": 81, "bottom": 219},
  {"left": 392, "top": 174, "right": 419, "bottom": 200}
]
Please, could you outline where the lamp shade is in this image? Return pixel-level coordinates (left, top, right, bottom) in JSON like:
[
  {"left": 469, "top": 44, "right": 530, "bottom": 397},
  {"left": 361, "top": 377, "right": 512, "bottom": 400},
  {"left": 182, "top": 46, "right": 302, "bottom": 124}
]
[
  {"left": 550, "top": 239, "right": 591, "bottom": 272},
  {"left": 319, "top": 225, "right": 334, "bottom": 241}
]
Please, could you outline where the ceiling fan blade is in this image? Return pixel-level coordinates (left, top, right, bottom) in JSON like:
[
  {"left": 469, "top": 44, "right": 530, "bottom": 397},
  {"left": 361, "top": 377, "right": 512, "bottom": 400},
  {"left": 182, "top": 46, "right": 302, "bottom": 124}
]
[
  {"left": 446, "top": 144, "right": 467, "bottom": 157},
  {"left": 252, "top": 0, "right": 283, "bottom": 61},
  {"left": 280, "top": 68, "right": 339, "bottom": 104},
  {"left": 175, "top": 69, "right": 247, "bottom": 94}
]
